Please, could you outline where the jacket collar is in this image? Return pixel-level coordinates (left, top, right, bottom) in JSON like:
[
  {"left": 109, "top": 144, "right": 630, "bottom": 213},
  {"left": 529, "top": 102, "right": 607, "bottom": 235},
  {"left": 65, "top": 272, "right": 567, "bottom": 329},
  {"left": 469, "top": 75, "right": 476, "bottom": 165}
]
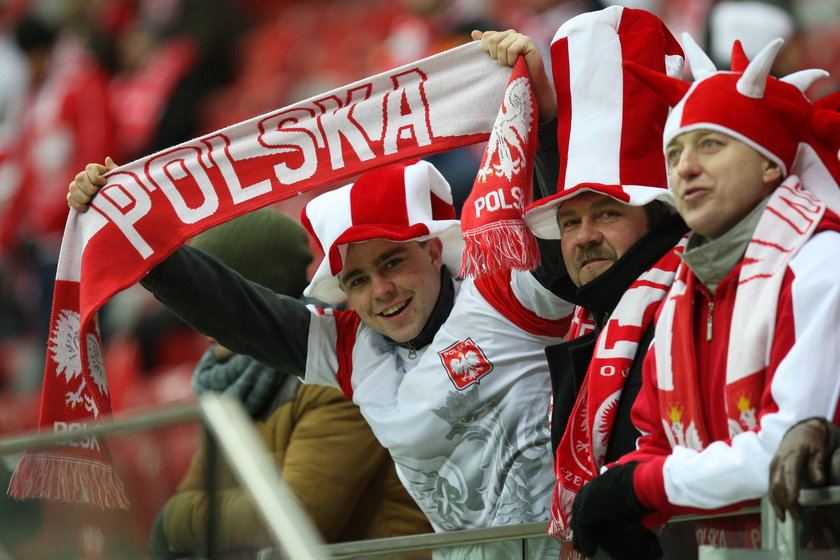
[{"left": 681, "top": 196, "right": 770, "bottom": 292}]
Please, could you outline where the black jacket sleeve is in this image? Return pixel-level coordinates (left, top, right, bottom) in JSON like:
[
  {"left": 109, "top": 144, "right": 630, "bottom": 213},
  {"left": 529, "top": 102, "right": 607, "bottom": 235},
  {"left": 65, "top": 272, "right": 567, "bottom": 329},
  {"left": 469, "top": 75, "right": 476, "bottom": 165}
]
[
  {"left": 534, "top": 117, "right": 560, "bottom": 202},
  {"left": 139, "top": 244, "right": 311, "bottom": 376},
  {"left": 531, "top": 117, "right": 570, "bottom": 291}
]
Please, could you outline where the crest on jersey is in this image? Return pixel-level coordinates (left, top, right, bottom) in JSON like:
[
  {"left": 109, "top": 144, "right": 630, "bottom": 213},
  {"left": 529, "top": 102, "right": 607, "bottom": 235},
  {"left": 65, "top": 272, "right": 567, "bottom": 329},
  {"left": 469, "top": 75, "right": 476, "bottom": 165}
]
[{"left": 438, "top": 338, "right": 493, "bottom": 389}]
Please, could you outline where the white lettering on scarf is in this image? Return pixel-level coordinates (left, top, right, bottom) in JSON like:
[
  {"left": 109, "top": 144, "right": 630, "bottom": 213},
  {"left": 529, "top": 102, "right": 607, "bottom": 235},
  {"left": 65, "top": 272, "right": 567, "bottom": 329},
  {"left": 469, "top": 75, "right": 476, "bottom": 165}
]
[{"left": 91, "top": 68, "right": 432, "bottom": 258}]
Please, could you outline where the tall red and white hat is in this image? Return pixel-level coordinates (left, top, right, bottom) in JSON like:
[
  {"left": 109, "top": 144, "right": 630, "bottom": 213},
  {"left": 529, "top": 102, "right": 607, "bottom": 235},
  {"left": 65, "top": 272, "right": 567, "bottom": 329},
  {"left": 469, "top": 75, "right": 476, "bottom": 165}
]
[
  {"left": 625, "top": 32, "right": 840, "bottom": 214},
  {"left": 523, "top": 6, "right": 684, "bottom": 240},
  {"left": 301, "top": 159, "right": 463, "bottom": 304}
]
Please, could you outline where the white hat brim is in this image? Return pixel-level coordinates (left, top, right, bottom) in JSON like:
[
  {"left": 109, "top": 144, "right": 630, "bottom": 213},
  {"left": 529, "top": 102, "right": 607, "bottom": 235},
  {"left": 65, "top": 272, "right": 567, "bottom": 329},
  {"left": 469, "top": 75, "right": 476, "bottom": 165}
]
[{"left": 303, "top": 221, "right": 463, "bottom": 304}]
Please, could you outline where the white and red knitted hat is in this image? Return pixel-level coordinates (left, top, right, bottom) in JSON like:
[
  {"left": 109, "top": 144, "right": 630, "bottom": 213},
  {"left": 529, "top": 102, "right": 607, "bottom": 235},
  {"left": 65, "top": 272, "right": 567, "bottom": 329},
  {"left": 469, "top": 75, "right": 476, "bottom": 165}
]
[
  {"left": 301, "top": 159, "right": 463, "bottom": 304},
  {"left": 625, "top": 33, "right": 840, "bottom": 214},
  {"left": 523, "top": 6, "right": 684, "bottom": 240}
]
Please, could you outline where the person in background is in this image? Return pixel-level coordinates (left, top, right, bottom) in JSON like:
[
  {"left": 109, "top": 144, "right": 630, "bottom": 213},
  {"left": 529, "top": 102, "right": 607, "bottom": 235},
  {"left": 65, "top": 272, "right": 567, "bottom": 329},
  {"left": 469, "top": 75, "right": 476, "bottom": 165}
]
[
  {"left": 704, "top": 0, "right": 800, "bottom": 77},
  {"left": 148, "top": 208, "right": 431, "bottom": 559},
  {"left": 0, "top": 12, "right": 113, "bottom": 394},
  {"left": 569, "top": 31, "right": 840, "bottom": 559}
]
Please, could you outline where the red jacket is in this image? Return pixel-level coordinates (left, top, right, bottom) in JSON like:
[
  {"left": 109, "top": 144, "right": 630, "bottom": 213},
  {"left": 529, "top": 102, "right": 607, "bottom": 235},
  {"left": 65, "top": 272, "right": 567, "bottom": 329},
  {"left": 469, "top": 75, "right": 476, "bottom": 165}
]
[{"left": 622, "top": 211, "right": 840, "bottom": 531}]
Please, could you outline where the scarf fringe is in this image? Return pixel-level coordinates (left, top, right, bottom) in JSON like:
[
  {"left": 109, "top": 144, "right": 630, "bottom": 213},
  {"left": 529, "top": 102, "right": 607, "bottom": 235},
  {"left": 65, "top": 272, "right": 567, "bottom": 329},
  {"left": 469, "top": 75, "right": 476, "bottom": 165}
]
[
  {"left": 460, "top": 221, "right": 540, "bottom": 278},
  {"left": 547, "top": 517, "right": 568, "bottom": 539},
  {"left": 8, "top": 450, "right": 129, "bottom": 509}
]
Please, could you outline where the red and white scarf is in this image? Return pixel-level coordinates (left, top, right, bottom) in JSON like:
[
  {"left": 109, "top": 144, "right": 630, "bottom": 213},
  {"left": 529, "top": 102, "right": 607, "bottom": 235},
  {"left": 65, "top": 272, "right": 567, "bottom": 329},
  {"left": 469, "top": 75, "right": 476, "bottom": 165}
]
[
  {"left": 550, "top": 240, "right": 686, "bottom": 539},
  {"left": 460, "top": 65, "right": 538, "bottom": 277},
  {"left": 654, "top": 179, "right": 824, "bottom": 451},
  {"left": 10, "top": 43, "right": 538, "bottom": 508}
]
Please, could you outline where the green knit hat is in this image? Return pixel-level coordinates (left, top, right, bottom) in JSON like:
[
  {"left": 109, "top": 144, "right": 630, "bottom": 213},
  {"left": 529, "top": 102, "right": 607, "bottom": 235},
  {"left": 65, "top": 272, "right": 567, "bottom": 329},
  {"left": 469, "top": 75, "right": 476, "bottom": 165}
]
[{"left": 190, "top": 208, "right": 313, "bottom": 298}]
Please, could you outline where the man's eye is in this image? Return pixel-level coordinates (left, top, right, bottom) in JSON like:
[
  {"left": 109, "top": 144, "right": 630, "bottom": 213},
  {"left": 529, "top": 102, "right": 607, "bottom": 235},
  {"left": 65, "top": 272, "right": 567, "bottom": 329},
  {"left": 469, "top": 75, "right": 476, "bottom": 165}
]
[
  {"left": 560, "top": 219, "right": 579, "bottom": 232},
  {"left": 348, "top": 277, "right": 367, "bottom": 289},
  {"left": 666, "top": 149, "right": 681, "bottom": 165},
  {"left": 384, "top": 258, "right": 403, "bottom": 269},
  {"left": 598, "top": 210, "right": 620, "bottom": 220}
]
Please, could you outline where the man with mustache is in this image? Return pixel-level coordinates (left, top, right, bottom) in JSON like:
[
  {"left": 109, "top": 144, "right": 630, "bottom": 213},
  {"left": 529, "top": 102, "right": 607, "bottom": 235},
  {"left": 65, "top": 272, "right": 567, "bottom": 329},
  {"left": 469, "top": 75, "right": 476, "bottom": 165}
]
[{"left": 476, "top": 8, "right": 689, "bottom": 555}]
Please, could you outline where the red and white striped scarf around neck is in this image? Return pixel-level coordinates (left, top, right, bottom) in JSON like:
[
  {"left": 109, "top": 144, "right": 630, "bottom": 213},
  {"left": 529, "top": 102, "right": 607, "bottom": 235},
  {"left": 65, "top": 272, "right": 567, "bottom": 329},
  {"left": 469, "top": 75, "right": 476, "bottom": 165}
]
[
  {"left": 550, "top": 239, "right": 686, "bottom": 539},
  {"left": 653, "top": 178, "right": 824, "bottom": 452},
  {"left": 9, "top": 42, "right": 539, "bottom": 508}
]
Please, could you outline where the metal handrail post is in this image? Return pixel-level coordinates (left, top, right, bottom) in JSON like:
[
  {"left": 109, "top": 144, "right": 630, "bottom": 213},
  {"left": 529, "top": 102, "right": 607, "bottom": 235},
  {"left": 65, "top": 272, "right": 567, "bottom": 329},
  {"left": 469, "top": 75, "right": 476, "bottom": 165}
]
[{"left": 198, "top": 394, "right": 326, "bottom": 560}]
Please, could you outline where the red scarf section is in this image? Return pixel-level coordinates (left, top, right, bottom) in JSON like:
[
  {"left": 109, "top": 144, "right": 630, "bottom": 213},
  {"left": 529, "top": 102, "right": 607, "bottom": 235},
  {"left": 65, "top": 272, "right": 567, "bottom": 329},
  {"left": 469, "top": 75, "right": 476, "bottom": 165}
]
[
  {"left": 550, "top": 241, "right": 686, "bottom": 539},
  {"left": 460, "top": 59, "right": 539, "bottom": 277},
  {"left": 10, "top": 43, "right": 533, "bottom": 508}
]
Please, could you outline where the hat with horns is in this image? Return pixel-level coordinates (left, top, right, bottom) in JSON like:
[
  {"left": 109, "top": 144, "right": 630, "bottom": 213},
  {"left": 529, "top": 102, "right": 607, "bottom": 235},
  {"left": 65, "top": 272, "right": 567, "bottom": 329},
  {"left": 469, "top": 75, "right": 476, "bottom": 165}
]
[{"left": 625, "top": 32, "right": 840, "bottom": 214}]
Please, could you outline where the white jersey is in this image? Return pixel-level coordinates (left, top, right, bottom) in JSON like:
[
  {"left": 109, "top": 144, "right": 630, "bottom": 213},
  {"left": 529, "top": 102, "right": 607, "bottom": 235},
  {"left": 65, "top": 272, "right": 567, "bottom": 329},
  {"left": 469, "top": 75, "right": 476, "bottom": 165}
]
[{"left": 305, "top": 268, "right": 574, "bottom": 531}]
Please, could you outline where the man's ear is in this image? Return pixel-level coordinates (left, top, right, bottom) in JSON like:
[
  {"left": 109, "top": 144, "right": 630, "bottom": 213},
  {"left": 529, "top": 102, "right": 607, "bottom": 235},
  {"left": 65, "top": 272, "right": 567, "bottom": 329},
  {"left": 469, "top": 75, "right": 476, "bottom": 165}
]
[
  {"left": 763, "top": 160, "right": 783, "bottom": 186},
  {"left": 426, "top": 237, "right": 444, "bottom": 267}
]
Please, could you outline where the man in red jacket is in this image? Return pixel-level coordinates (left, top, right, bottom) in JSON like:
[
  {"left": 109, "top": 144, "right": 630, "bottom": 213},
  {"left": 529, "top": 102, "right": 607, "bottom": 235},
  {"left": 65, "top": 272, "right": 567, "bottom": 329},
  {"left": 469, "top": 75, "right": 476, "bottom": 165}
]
[{"left": 570, "top": 30, "right": 840, "bottom": 560}]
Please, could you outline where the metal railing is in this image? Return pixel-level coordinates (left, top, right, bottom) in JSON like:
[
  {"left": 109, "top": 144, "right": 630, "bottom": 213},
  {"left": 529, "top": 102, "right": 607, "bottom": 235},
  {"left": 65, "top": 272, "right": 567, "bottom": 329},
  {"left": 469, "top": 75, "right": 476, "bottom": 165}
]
[
  {"left": 0, "top": 399, "right": 836, "bottom": 560},
  {"left": 0, "top": 395, "right": 328, "bottom": 560}
]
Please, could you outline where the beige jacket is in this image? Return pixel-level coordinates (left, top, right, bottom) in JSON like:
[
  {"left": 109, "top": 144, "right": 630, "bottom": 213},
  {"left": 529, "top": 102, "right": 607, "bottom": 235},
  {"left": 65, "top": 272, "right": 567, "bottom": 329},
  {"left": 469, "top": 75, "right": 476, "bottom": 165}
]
[{"left": 163, "top": 376, "right": 431, "bottom": 552}]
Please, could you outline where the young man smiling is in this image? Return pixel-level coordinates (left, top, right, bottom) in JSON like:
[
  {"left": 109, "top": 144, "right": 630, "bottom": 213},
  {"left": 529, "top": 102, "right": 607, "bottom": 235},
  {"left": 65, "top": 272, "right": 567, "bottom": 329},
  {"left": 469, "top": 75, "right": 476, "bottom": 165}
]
[
  {"left": 68, "top": 157, "right": 575, "bottom": 555},
  {"left": 569, "top": 33, "right": 840, "bottom": 559},
  {"left": 337, "top": 238, "right": 445, "bottom": 346}
]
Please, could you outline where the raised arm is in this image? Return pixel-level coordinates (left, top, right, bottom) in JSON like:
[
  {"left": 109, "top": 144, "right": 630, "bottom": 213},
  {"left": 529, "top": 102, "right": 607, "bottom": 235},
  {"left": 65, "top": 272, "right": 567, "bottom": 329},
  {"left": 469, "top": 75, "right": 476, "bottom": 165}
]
[
  {"left": 139, "top": 243, "right": 312, "bottom": 376},
  {"left": 472, "top": 29, "right": 557, "bottom": 122},
  {"left": 67, "top": 159, "right": 313, "bottom": 376}
]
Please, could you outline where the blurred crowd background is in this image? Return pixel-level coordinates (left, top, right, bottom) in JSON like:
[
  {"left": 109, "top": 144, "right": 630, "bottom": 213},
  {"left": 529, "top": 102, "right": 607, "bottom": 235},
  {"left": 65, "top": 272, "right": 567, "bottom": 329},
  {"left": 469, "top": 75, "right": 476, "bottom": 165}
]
[{"left": 0, "top": 0, "right": 838, "bottom": 502}]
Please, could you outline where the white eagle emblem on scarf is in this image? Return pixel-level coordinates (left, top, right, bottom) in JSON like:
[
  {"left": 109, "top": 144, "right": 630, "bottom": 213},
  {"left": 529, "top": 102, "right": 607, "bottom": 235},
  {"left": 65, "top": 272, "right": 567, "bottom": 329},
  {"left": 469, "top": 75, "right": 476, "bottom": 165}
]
[{"left": 476, "top": 76, "right": 533, "bottom": 182}]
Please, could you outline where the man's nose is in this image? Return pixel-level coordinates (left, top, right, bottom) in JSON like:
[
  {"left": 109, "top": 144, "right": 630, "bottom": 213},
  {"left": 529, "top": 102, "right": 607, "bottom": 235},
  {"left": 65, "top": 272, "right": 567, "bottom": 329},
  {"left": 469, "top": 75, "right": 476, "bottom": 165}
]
[
  {"left": 371, "top": 274, "right": 395, "bottom": 299},
  {"left": 674, "top": 148, "right": 701, "bottom": 179},
  {"left": 575, "top": 218, "right": 603, "bottom": 247}
]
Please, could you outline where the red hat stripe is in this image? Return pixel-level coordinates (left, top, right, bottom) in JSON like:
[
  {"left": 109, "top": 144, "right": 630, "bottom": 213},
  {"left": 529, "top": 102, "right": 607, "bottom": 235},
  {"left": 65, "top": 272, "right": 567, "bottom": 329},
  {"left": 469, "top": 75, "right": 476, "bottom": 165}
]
[
  {"left": 430, "top": 192, "right": 456, "bottom": 220},
  {"left": 550, "top": 38, "right": 572, "bottom": 194},
  {"left": 617, "top": 10, "right": 672, "bottom": 189},
  {"left": 349, "top": 163, "right": 410, "bottom": 229}
]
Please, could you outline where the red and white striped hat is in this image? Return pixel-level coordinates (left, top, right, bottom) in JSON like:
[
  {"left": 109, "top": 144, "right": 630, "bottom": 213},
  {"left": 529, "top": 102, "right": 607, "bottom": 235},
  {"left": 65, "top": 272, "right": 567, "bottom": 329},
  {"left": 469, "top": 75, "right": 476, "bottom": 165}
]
[
  {"left": 523, "top": 6, "right": 684, "bottom": 239},
  {"left": 301, "top": 159, "right": 463, "bottom": 304}
]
